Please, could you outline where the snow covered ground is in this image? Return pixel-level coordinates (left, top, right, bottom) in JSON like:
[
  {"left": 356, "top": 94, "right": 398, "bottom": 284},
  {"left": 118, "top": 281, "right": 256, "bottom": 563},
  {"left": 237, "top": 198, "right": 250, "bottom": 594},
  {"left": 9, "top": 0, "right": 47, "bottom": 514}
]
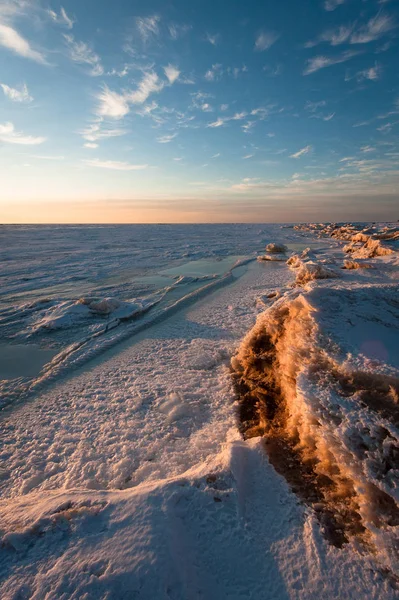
[{"left": 0, "top": 224, "right": 398, "bottom": 599}]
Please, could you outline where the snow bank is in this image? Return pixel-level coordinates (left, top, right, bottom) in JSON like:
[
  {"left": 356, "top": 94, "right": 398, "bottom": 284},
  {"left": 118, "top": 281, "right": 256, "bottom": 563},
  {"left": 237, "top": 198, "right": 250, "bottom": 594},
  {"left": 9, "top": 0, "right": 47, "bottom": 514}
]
[{"left": 232, "top": 232, "right": 399, "bottom": 577}]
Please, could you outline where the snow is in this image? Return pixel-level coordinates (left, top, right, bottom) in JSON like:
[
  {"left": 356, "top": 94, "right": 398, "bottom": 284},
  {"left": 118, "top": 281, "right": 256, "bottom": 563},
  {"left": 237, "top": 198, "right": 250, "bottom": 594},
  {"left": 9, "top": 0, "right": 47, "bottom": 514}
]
[{"left": 0, "top": 223, "right": 398, "bottom": 598}]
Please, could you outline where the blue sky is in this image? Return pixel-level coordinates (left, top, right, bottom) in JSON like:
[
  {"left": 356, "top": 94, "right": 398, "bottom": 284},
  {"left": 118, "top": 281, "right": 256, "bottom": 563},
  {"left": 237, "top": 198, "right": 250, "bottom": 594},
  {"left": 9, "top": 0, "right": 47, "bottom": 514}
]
[{"left": 0, "top": 0, "right": 398, "bottom": 222}]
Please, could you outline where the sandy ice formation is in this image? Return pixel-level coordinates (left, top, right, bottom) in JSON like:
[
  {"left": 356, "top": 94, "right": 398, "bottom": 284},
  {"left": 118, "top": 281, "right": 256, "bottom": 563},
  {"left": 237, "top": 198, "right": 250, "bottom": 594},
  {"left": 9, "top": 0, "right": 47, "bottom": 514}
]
[{"left": 233, "top": 224, "right": 399, "bottom": 581}]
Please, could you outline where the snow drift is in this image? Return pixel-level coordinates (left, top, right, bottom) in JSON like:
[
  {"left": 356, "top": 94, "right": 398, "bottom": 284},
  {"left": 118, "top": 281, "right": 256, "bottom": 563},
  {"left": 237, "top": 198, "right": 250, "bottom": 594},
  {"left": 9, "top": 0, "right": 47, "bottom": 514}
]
[{"left": 232, "top": 284, "right": 399, "bottom": 574}]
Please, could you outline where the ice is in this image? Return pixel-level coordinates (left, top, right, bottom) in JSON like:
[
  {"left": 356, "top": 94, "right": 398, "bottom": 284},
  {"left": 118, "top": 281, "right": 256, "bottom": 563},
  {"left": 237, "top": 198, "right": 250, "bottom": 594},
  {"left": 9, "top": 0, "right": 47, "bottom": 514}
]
[{"left": 0, "top": 223, "right": 398, "bottom": 598}]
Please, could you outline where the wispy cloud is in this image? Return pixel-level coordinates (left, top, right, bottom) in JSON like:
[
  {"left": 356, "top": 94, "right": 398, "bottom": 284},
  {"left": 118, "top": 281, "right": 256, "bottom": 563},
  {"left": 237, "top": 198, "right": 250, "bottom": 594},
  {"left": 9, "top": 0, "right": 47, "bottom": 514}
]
[
  {"left": 80, "top": 121, "right": 127, "bottom": 143},
  {"left": 84, "top": 159, "right": 148, "bottom": 171},
  {"left": 354, "top": 63, "right": 382, "bottom": 82},
  {"left": 64, "top": 34, "right": 103, "bottom": 76},
  {"left": 307, "top": 13, "right": 396, "bottom": 47},
  {"left": 129, "top": 72, "right": 164, "bottom": 104},
  {"left": 163, "top": 64, "right": 180, "bottom": 84},
  {"left": 95, "top": 73, "right": 165, "bottom": 119},
  {"left": 305, "top": 100, "right": 327, "bottom": 112},
  {"left": 254, "top": 31, "right": 279, "bottom": 51},
  {"left": 136, "top": 15, "right": 160, "bottom": 42},
  {"left": 95, "top": 87, "right": 130, "bottom": 119},
  {"left": 1, "top": 82, "right": 32, "bottom": 102},
  {"left": 351, "top": 13, "right": 396, "bottom": 44},
  {"left": 324, "top": 0, "right": 346, "bottom": 11},
  {"left": 242, "top": 121, "right": 255, "bottom": 133},
  {"left": 205, "top": 33, "right": 220, "bottom": 46},
  {"left": 0, "top": 122, "right": 45, "bottom": 145},
  {"left": 168, "top": 22, "right": 191, "bottom": 40},
  {"left": 304, "top": 50, "right": 359, "bottom": 75},
  {"left": 290, "top": 145, "right": 312, "bottom": 158},
  {"left": 243, "top": 154, "right": 254, "bottom": 159},
  {"left": 47, "top": 6, "right": 74, "bottom": 29},
  {"left": 204, "top": 64, "right": 223, "bottom": 82},
  {"left": 157, "top": 133, "right": 177, "bottom": 143},
  {"left": 0, "top": 23, "right": 46, "bottom": 63},
  {"left": 84, "top": 142, "right": 98, "bottom": 149},
  {"left": 207, "top": 117, "right": 226, "bottom": 128},
  {"left": 361, "top": 145, "right": 376, "bottom": 153}
]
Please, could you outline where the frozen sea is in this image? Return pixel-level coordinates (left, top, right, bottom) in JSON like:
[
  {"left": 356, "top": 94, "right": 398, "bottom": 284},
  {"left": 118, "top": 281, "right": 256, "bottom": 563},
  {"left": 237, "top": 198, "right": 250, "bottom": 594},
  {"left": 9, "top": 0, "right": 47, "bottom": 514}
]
[
  {"left": 0, "top": 222, "right": 398, "bottom": 600},
  {"left": 0, "top": 223, "right": 316, "bottom": 403}
]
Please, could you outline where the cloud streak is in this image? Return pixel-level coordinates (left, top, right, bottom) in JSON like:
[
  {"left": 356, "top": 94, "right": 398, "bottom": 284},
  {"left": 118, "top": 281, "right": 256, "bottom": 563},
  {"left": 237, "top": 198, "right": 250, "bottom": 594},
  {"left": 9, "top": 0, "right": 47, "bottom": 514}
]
[
  {"left": 0, "top": 23, "right": 46, "bottom": 63},
  {"left": 84, "top": 159, "right": 148, "bottom": 171},
  {"left": 1, "top": 82, "right": 32, "bottom": 102},
  {"left": 304, "top": 50, "right": 359, "bottom": 74},
  {"left": 290, "top": 145, "right": 312, "bottom": 158},
  {"left": 254, "top": 31, "right": 279, "bottom": 51},
  {"left": 64, "top": 34, "right": 103, "bottom": 76},
  {"left": 48, "top": 6, "right": 74, "bottom": 29},
  {"left": 0, "top": 122, "right": 45, "bottom": 145}
]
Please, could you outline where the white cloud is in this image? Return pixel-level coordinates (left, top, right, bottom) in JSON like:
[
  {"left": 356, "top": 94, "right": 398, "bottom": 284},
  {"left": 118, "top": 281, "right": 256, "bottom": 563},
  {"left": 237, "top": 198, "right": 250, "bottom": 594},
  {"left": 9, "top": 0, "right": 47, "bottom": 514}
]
[
  {"left": 128, "top": 72, "right": 164, "bottom": 104},
  {"left": 94, "top": 73, "right": 167, "bottom": 121},
  {"left": 305, "top": 100, "right": 327, "bottom": 112},
  {"left": 168, "top": 23, "right": 191, "bottom": 40},
  {"left": 254, "top": 31, "right": 279, "bottom": 51},
  {"left": 163, "top": 64, "right": 180, "bottom": 84},
  {"left": 64, "top": 34, "right": 103, "bottom": 76},
  {"left": 323, "top": 113, "right": 335, "bottom": 121},
  {"left": 205, "top": 33, "right": 219, "bottom": 46},
  {"left": 84, "top": 142, "right": 98, "bottom": 149},
  {"left": 207, "top": 118, "right": 226, "bottom": 128},
  {"left": 320, "top": 25, "right": 353, "bottom": 46},
  {"left": 0, "top": 122, "right": 45, "bottom": 145},
  {"left": 308, "top": 13, "right": 396, "bottom": 47},
  {"left": 0, "top": 23, "right": 46, "bottom": 63},
  {"left": 361, "top": 145, "right": 376, "bottom": 153},
  {"left": 243, "top": 154, "right": 254, "bottom": 159},
  {"left": 48, "top": 6, "right": 74, "bottom": 29},
  {"left": 136, "top": 15, "right": 160, "bottom": 42},
  {"left": 232, "top": 111, "right": 247, "bottom": 120},
  {"left": 290, "top": 145, "right": 312, "bottom": 158},
  {"left": 242, "top": 121, "right": 255, "bottom": 133},
  {"left": 80, "top": 121, "right": 127, "bottom": 142},
  {"left": 351, "top": 13, "right": 396, "bottom": 44},
  {"left": 204, "top": 64, "right": 223, "bottom": 82},
  {"left": 211, "top": 153, "right": 220, "bottom": 158},
  {"left": 95, "top": 87, "right": 130, "bottom": 119},
  {"left": 201, "top": 103, "right": 213, "bottom": 112},
  {"left": 84, "top": 159, "right": 148, "bottom": 171},
  {"left": 324, "top": 0, "right": 345, "bottom": 11},
  {"left": 304, "top": 50, "right": 359, "bottom": 74},
  {"left": 1, "top": 82, "right": 32, "bottom": 102},
  {"left": 220, "top": 104, "right": 229, "bottom": 111},
  {"left": 357, "top": 63, "right": 382, "bottom": 81},
  {"left": 157, "top": 133, "right": 177, "bottom": 143}
]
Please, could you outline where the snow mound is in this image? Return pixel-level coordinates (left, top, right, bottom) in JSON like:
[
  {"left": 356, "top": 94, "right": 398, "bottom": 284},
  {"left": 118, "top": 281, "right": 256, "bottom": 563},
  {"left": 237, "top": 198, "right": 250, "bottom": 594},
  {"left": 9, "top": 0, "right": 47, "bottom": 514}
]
[
  {"left": 232, "top": 277, "right": 399, "bottom": 576},
  {"left": 32, "top": 297, "right": 145, "bottom": 332},
  {"left": 288, "top": 258, "right": 339, "bottom": 285},
  {"left": 266, "top": 242, "right": 288, "bottom": 254},
  {"left": 343, "top": 259, "right": 373, "bottom": 270}
]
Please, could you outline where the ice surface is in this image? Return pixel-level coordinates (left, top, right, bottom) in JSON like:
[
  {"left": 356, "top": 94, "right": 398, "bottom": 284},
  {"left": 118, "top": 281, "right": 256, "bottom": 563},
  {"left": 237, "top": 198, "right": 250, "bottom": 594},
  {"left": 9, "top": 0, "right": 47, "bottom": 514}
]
[{"left": 0, "top": 223, "right": 398, "bottom": 599}]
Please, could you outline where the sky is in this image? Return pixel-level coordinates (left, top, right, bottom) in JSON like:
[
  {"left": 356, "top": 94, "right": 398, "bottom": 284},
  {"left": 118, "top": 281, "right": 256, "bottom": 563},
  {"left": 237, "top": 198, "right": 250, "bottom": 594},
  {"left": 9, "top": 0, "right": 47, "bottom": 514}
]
[{"left": 0, "top": 0, "right": 398, "bottom": 223}]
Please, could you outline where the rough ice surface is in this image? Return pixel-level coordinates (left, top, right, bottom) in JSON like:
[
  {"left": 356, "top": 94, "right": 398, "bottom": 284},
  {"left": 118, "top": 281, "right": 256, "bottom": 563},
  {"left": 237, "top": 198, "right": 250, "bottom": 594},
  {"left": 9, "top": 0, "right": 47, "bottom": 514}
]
[{"left": 0, "top": 223, "right": 398, "bottom": 599}]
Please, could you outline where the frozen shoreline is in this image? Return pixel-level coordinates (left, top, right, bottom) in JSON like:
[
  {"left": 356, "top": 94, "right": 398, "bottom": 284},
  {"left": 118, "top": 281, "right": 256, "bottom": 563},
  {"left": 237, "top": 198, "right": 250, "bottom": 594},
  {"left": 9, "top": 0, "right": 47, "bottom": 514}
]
[{"left": 0, "top": 223, "right": 398, "bottom": 599}]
